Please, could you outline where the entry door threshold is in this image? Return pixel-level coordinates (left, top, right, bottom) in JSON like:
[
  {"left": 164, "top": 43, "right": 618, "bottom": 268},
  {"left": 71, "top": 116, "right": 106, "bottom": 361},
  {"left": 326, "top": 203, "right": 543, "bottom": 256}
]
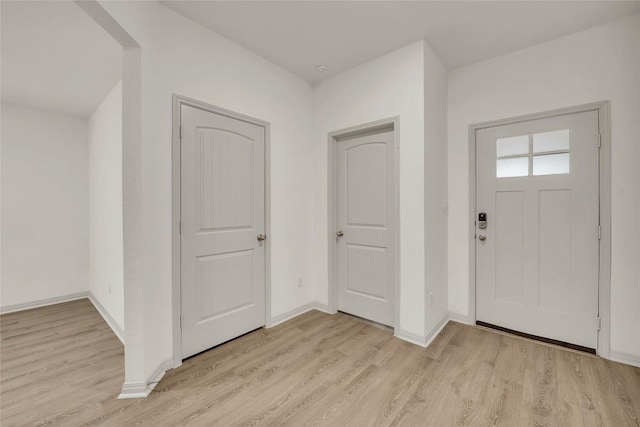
[{"left": 476, "top": 321, "right": 596, "bottom": 354}]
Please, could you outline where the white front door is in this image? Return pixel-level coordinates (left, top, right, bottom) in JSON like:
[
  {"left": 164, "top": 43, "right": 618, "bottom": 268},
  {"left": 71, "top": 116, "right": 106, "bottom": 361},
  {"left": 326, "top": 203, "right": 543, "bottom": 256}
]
[
  {"left": 181, "top": 105, "right": 266, "bottom": 359},
  {"left": 335, "top": 127, "right": 396, "bottom": 326},
  {"left": 476, "top": 110, "right": 600, "bottom": 350}
]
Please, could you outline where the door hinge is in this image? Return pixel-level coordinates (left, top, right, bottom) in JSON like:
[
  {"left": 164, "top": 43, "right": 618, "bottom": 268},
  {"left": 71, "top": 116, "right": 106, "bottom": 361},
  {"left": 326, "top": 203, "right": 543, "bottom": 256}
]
[
  {"left": 179, "top": 125, "right": 182, "bottom": 140},
  {"left": 598, "top": 134, "right": 601, "bottom": 148},
  {"left": 598, "top": 225, "right": 601, "bottom": 240},
  {"left": 179, "top": 220, "right": 182, "bottom": 235},
  {"left": 180, "top": 314, "right": 183, "bottom": 329},
  {"left": 597, "top": 316, "right": 601, "bottom": 331}
]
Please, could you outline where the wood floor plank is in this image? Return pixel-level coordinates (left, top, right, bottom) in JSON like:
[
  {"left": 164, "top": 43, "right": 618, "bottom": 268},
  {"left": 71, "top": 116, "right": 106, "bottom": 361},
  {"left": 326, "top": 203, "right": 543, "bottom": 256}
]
[
  {"left": 2, "top": 300, "right": 640, "bottom": 426},
  {"left": 244, "top": 343, "right": 378, "bottom": 426},
  {"left": 423, "top": 321, "right": 463, "bottom": 360},
  {"left": 479, "top": 379, "right": 526, "bottom": 426}
]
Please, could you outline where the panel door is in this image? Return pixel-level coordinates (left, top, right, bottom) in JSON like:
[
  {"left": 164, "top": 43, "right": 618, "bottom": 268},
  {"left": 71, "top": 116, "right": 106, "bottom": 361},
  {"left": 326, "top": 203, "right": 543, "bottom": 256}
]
[
  {"left": 476, "top": 110, "right": 599, "bottom": 349},
  {"left": 181, "top": 105, "right": 266, "bottom": 359},
  {"left": 336, "top": 128, "right": 395, "bottom": 326}
]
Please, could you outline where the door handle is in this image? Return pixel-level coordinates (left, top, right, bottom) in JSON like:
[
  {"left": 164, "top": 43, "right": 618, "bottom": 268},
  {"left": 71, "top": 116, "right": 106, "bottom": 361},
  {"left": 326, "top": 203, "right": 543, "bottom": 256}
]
[
  {"left": 478, "top": 234, "right": 487, "bottom": 241},
  {"left": 257, "top": 234, "right": 266, "bottom": 241},
  {"left": 336, "top": 231, "right": 344, "bottom": 237}
]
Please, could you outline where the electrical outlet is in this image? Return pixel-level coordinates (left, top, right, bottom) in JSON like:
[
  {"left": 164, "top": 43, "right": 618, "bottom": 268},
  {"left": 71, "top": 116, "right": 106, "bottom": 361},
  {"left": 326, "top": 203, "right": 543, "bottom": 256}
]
[{"left": 297, "top": 277, "right": 304, "bottom": 288}]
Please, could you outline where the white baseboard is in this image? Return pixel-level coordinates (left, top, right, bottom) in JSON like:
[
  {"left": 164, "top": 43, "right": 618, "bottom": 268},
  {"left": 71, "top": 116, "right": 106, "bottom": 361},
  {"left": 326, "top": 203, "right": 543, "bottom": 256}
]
[
  {"left": 118, "top": 359, "right": 174, "bottom": 399},
  {"left": 0, "top": 292, "right": 89, "bottom": 315},
  {"left": 267, "top": 302, "right": 330, "bottom": 328},
  {"left": 118, "top": 381, "right": 151, "bottom": 399},
  {"left": 87, "top": 292, "right": 125, "bottom": 344},
  {"left": 609, "top": 350, "right": 640, "bottom": 368},
  {"left": 312, "top": 303, "right": 331, "bottom": 314},
  {"left": 448, "top": 311, "right": 470, "bottom": 324},
  {"left": 394, "top": 329, "right": 428, "bottom": 347},
  {"left": 394, "top": 313, "right": 450, "bottom": 348},
  {"left": 424, "top": 313, "right": 450, "bottom": 348},
  {"left": 147, "top": 359, "right": 174, "bottom": 391}
]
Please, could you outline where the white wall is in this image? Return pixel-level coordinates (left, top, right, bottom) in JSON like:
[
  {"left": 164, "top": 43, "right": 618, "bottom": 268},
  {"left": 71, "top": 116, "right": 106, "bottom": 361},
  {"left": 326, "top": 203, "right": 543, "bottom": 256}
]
[
  {"left": 1, "top": 104, "right": 88, "bottom": 309},
  {"left": 448, "top": 15, "right": 640, "bottom": 358},
  {"left": 423, "top": 43, "right": 449, "bottom": 335},
  {"left": 100, "top": 1, "right": 316, "bottom": 381},
  {"left": 89, "top": 80, "right": 124, "bottom": 334},
  {"left": 313, "top": 41, "right": 428, "bottom": 338},
  {"left": 97, "top": 1, "right": 638, "bottom": 390}
]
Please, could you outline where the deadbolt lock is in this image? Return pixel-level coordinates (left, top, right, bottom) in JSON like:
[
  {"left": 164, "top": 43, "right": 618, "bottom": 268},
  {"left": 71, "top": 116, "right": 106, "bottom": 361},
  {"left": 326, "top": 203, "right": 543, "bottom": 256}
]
[{"left": 478, "top": 212, "right": 487, "bottom": 230}]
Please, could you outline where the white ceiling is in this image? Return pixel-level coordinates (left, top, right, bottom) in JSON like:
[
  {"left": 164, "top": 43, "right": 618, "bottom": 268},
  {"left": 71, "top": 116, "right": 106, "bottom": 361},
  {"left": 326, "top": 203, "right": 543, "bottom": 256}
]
[
  {"left": 2, "top": 1, "right": 636, "bottom": 115},
  {"left": 161, "top": 1, "right": 640, "bottom": 84},
  {"left": 1, "top": 1, "right": 122, "bottom": 118}
]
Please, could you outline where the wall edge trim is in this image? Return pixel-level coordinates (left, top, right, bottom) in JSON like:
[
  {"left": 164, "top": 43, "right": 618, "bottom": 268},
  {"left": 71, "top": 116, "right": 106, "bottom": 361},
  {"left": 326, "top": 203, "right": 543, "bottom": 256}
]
[
  {"left": 88, "top": 292, "right": 125, "bottom": 344},
  {"left": 448, "top": 311, "right": 471, "bottom": 324},
  {"left": 395, "top": 329, "right": 428, "bottom": 347},
  {"left": 609, "top": 350, "right": 640, "bottom": 368},
  {"left": 267, "top": 302, "right": 331, "bottom": 328},
  {"left": 396, "top": 313, "right": 451, "bottom": 348},
  {"left": 118, "top": 359, "right": 174, "bottom": 400},
  {"left": 0, "top": 292, "right": 89, "bottom": 315},
  {"left": 424, "top": 313, "right": 450, "bottom": 348}
]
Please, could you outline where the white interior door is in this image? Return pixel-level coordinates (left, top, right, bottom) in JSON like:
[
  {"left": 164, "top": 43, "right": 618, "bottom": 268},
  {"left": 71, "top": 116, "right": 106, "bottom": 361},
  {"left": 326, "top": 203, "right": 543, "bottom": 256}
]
[
  {"left": 335, "top": 128, "right": 395, "bottom": 326},
  {"left": 476, "top": 110, "right": 600, "bottom": 350},
  {"left": 181, "top": 105, "right": 266, "bottom": 359}
]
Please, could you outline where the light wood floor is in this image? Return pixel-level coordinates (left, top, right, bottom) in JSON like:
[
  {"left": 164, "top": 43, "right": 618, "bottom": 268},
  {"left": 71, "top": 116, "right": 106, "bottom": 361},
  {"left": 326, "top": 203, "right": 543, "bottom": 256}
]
[{"left": 2, "top": 300, "right": 639, "bottom": 426}]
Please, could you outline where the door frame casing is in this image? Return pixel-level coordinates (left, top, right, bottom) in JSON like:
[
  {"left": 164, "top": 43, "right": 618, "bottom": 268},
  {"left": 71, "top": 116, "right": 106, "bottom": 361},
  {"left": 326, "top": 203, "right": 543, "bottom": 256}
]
[
  {"left": 327, "top": 117, "right": 401, "bottom": 330},
  {"left": 467, "top": 101, "right": 611, "bottom": 357},
  {"left": 171, "top": 94, "right": 272, "bottom": 367}
]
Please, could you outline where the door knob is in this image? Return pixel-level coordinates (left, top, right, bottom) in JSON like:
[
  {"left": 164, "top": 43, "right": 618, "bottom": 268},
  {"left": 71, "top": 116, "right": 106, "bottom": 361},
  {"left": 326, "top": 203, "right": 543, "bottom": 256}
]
[
  {"left": 336, "top": 231, "right": 344, "bottom": 237},
  {"left": 478, "top": 234, "right": 486, "bottom": 241},
  {"left": 257, "top": 234, "right": 266, "bottom": 241}
]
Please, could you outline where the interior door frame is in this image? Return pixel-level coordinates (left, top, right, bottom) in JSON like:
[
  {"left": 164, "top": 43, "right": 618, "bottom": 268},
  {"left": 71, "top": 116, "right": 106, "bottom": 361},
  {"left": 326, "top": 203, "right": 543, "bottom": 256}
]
[
  {"left": 327, "top": 117, "right": 401, "bottom": 330},
  {"left": 171, "top": 94, "right": 271, "bottom": 367},
  {"left": 468, "top": 101, "right": 611, "bottom": 357}
]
